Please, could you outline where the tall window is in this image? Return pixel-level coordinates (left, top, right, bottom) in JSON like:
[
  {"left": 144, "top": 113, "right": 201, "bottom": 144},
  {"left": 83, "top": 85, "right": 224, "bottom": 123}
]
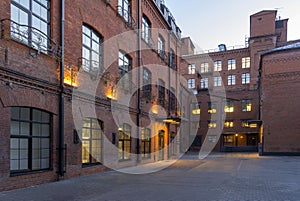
[
  {"left": 188, "top": 64, "right": 196, "bottom": 74},
  {"left": 228, "top": 59, "right": 236, "bottom": 70},
  {"left": 119, "top": 51, "right": 132, "bottom": 89},
  {"left": 142, "top": 15, "right": 151, "bottom": 43},
  {"left": 242, "top": 57, "right": 251, "bottom": 68},
  {"left": 200, "top": 62, "right": 209, "bottom": 73},
  {"left": 188, "top": 79, "right": 195, "bottom": 89},
  {"left": 143, "top": 68, "right": 152, "bottom": 98},
  {"left": 208, "top": 102, "right": 217, "bottom": 114},
  {"left": 208, "top": 121, "right": 217, "bottom": 128},
  {"left": 224, "top": 100, "right": 234, "bottom": 113},
  {"left": 200, "top": 78, "right": 209, "bottom": 89},
  {"left": 118, "top": 0, "right": 131, "bottom": 22},
  {"left": 10, "top": 107, "right": 51, "bottom": 172},
  {"left": 158, "top": 35, "right": 165, "bottom": 58},
  {"left": 242, "top": 73, "right": 250, "bottom": 84},
  {"left": 192, "top": 102, "right": 201, "bottom": 115},
  {"left": 82, "top": 118, "right": 103, "bottom": 165},
  {"left": 214, "top": 76, "right": 222, "bottom": 87},
  {"left": 169, "top": 49, "right": 176, "bottom": 69},
  {"left": 158, "top": 79, "right": 165, "bottom": 106},
  {"left": 228, "top": 74, "right": 236, "bottom": 85},
  {"left": 11, "top": 0, "right": 50, "bottom": 51},
  {"left": 119, "top": 124, "right": 131, "bottom": 161},
  {"left": 141, "top": 128, "right": 151, "bottom": 159},
  {"left": 170, "top": 87, "right": 176, "bottom": 111},
  {"left": 224, "top": 121, "right": 234, "bottom": 128},
  {"left": 82, "top": 25, "right": 103, "bottom": 73},
  {"left": 214, "top": 61, "right": 222, "bottom": 71},
  {"left": 242, "top": 99, "right": 252, "bottom": 112}
]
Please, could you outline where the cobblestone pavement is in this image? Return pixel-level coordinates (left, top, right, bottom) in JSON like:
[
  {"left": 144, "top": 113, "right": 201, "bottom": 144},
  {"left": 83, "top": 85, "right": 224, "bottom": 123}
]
[{"left": 1, "top": 153, "right": 299, "bottom": 201}]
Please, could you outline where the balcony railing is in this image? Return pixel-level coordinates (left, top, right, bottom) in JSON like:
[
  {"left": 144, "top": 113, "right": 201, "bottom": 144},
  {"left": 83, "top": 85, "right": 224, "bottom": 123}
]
[
  {"left": 116, "top": 6, "right": 137, "bottom": 29},
  {"left": 0, "top": 19, "right": 61, "bottom": 59}
]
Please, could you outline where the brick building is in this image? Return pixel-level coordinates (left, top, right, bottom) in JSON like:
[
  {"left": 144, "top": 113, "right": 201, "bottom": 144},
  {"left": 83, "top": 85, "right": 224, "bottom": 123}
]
[
  {"left": 181, "top": 10, "right": 299, "bottom": 153},
  {"left": 0, "top": 0, "right": 193, "bottom": 191}
]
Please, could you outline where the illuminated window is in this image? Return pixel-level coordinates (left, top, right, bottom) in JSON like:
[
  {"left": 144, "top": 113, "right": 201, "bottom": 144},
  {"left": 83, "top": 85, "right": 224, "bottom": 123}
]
[
  {"left": 208, "top": 121, "right": 217, "bottom": 128},
  {"left": 188, "top": 79, "right": 195, "bottom": 89},
  {"left": 225, "top": 100, "right": 234, "bottom": 113},
  {"left": 242, "top": 73, "right": 250, "bottom": 84},
  {"left": 214, "top": 76, "right": 222, "bottom": 87},
  {"left": 10, "top": 107, "right": 51, "bottom": 172},
  {"left": 208, "top": 102, "right": 217, "bottom": 114},
  {"left": 200, "top": 62, "right": 209, "bottom": 73},
  {"left": 119, "top": 51, "right": 132, "bottom": 89},
  {"left": 241, "top": 120, "right": 257, "bottom": 128},
  {"left": 118, "top": 0, "right": 131, "bottom": 22},
  {"left": 200, "top": 78, "right": 209, "bottom": 89},
  {"left": 192, "top": 102, "right": 201, "bottom": 115},
  {"left": 119, "top": 124, "right": 131, "bottom": 161},
  {"left": 82, "top": 118, "right": 103, "bottom": 165},
  {"left": 242, "top": 99, "right": 252, "bottom": 112},
  {"left": 142, "top": 15, "right": 151, "bottom": 43},
  {"left": 228, "top": 59, "right": 236, "bottom": 70},
  {"left": 188, "top": 64, "right": 196, "bottom": 74},
  {"left": 141, "top": 128, "right": 151, "bottom": 159},
  {"left": 214, "top": 61, "right": 222, "bottom": 71},
  {"left": 158, "top": 35, "right": 165, "bottom": 58},
  {"left": 228, "top": 74, "right": 236, "bottom": 85},
  {"left": 224, "top": 121, "right": 234, "bottom": 128},
  {"left": 242, "top": 57, "right": 250, "bottom": 68}
]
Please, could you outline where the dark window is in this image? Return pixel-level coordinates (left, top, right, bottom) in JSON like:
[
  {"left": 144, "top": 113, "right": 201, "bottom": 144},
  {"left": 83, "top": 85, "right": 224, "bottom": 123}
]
[
  {"left": 170, "top": 87, "right": 176, "bottom": 111},
  {"left": 10, "top": 107, "right": 51, "bottom": 173},
  {"left": 158, "top": 79, "right": 165, "bottom": 106},
  {"left": 119, "top": 124, "right": 131, "bottom": 161},
  {"left": 143, "top": 68, "right": 152, "bottom": 98},
  {"left": 169, "top": 49, "right": 176, "bottom": 69},
  {"left": 141, "top": 128, "right": 151, "bottom": 159},
  {"left": 82, "top": 118, "right": 103, "bottom": 165}
]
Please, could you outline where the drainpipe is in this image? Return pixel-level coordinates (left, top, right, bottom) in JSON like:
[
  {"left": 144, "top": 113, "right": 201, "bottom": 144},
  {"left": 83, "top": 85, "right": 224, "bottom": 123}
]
[
  {"left": 58, "top": 0, "right": 65, "bottom": 177},
  {"left": 258, "top": 53, "right": 264, "bottom": 155},
  {"left": 136, "top": 0, "right": 141, "bottom": 163}
]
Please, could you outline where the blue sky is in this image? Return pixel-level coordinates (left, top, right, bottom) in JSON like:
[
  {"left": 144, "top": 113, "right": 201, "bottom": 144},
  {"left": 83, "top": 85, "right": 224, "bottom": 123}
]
[{"left": 165, "top": 0, "right": 300, "bottom": 51}]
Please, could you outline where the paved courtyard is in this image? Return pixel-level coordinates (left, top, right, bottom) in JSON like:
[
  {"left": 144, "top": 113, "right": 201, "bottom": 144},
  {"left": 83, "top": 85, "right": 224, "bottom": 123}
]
[{"left": 0, "top": 153, "right": 299, "bottom": 201}]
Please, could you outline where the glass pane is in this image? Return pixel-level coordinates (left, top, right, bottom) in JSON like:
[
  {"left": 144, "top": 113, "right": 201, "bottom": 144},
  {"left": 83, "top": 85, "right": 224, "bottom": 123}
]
[
  {"left": 20, "top": 159, "right": 28, "bottom": 169},
  {"left": 83, "top": 26, "right": 91, "bottom": 36},
  {"left": 41, "top": 149, "right": 50, "bottom": 158},
  {"left": 83, "top": 34, "right": 90, "bottom": 46},
  {"left": 82, "top": 140, "right": 90, "bottom": 163},
  {"left": 92, "top": 130, "right": 101, "bottom": 139},
  {"left": 10, "top": 149, "right": 19, "bottom": 160},
  {"left": 91, "top": 119, "right": 101, "bottom": 129},
  {"left": 41, "top": 124, "right": 50, "bottom": 137},
  {"left": 11, "top": 121, "right": 20, "bottom": 135},
  {"left": 35, "top": 0, "right": 48, "bottom": 7},
  {"left": 82, "top": 118, "right": 91, "bottom": 128},
  {"left": 32, "top": 148, "right": 40, "bottom": 159},
  {"left": 41, "top": 138, "right": 50, "bottom": 149},
  {"left": 10, "top": 160, "right": 19, "bottom": 170},
  {"left": 16, "top": 0, "right": 30, "bottom": 9},
  {"left": 33, "top": 109, "right": 41, "bottom": 122},
  {"left": 32, "top": 159, "right": 40, "bottom": 169},
  {"left": 32, "top": 123, "right": 40, "bottom": 136},
  {"left": 42, "top": 112, "right": 50, "bottom": 123},
  {"left": 92, "top": 41, "right": 99, "bottom": 53},
  {"left": 20, "top": 122, "right": 30, "bottom": 136},
  {"left": 92, "top": 32, "right": 99, "bottom": 41},
  {"left": 32, "top": 138, "right": 40, "bottom": 149},
  {"left": 20, "top": 108, "right": 30, "bottom": 120},
  {"left": 11, "top": 107, "right": 20, "bottom": 119},
  {"left": 41, "top": 158, "right": 49, "bottom": 169},
  {"left": 20, "top": 149, "right": 28, "bottom": 159},
  {"left": 82, "top": 128, "right": 90, "bottom": 139},
  {"left": 20, "top": 139, "right": 28, "bottom": 149},
  {"left": 10, "top": 138, "right": 19, "bottom": 149}
]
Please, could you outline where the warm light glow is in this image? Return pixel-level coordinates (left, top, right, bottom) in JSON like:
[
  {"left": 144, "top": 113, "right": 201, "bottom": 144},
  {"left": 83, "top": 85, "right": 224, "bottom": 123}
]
[
  {"left": 58, "top": 65, "right": 79, "bottom": 87},
  {"left": 235, "top": 134, "right": 238, "bottom": 137},
  {"left": 64, "top": 77, "right": 78, "bottom": 87},
  {"left": 208, "top": 109, "right": 216, "bottom": 114},
  {"left": 249, "top": 123, "right": 258, "bottom": 128},
  {"left": 151, "top": 105, "right": 159, "bottom": 114},
  {"left": 106, "top": 87, "right": 117, "bottom": 100},
  {"left": 224, "top": 106, "right": 234, "bottom": 113},
  {"left": 192, "top": 109, "right": 201, "bottom": 115}
]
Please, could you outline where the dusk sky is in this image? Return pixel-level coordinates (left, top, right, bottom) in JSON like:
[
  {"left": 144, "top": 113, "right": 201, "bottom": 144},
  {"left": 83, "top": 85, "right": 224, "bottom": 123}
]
[{"left": 165, "top": 0, "right": 300, "bottom": 51}]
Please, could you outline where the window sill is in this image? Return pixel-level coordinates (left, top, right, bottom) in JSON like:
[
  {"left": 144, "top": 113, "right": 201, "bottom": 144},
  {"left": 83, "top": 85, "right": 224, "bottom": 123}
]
[
  {"left": 82, "top": 162, "right": 102, "bottom": 168},
  {"left": 10, "top": 168, "right": 52, "bottom": 177}
]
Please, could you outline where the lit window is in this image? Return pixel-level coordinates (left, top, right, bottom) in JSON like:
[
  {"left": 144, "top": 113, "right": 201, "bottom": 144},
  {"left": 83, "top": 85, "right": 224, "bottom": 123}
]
[
  {"left": 208, "top": 121, "right": 217, "bottom": 128},
  {"left": 158, "top": 35, "right": 165, "bottom": 58},
  {"left": 228, "top": 74, "right": 236, "bottom": 85},
  {"left": 200, "top": 62, "right": 209, "bottom": 73},
  {"left": 119, "top": 51, "right": 132, "bottom": 89},
  {"left": 141, "top": 128, "right": 151, "bottom": 159},
  {"left": 242, "top": 73, "right": 250, "bottom": 84},
  {"left": 224, "top": 100, "right": 234, "bottom": 113},
  {"left": 242, "top": 99, "right": 252, "bottom": 112},
  {"left": 188, "top": 64, "right": 196, "bottom": 74},
  {"left": 214, "top": 61, "right": 222, "bottom": 71},
  {"left": 82, "top": 118, "right": 103, "bottom": 165},
  {"left": 142, "top": 15, "right": 151, "bottom": 43},
  {"left": 241, "top": 120, "right": 257, "bottom": 128},
  {"left": 10, "top": 107, "right": 51, "bottom": 172},
  {"left": 82, "top": 25, "right": 103, "bottom": 73},
  {"left": 228, "top": 59, "right": 236, "bottom": 70},
  {"left": 188, "top": 79, "right": 195, "bottom": 89},
  {"left": 200, "top": 78, "right": 209, "bottom": 89},
  {"left": 208, "top": 102, "right": 217, "bottom": 114},
  {"left": 214, "top": 76, "right": 222, "bottom": 87},
  {"left": 118, "top": 0, "right": 131, "bottom": 22},
  {"left": 224, "top": 121, "right": 234, "bottom": 128},
  {"left": 192, "top": 102, "right": 201, "bottom": 115},
  {"left": 119, "top": 124, "right": 131, "bottom": 161},
  {"left": 242, "top": 57, "right": 250, "bottom": 68}
]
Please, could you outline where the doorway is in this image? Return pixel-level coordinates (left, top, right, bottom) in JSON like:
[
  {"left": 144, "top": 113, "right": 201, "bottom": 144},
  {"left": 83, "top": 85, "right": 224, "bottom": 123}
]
[{"left": 158, "top": 130, "right": 165, "bottom": 160}]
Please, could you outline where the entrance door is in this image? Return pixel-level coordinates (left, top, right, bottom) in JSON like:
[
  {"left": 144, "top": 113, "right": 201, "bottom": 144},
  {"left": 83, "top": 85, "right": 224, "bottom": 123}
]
[{"left": 158, "top": 131, "right": 164, "bottom": 160}]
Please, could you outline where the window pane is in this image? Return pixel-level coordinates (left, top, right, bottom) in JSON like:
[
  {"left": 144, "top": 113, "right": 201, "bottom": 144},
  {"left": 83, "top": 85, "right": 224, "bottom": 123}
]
[
  {"left": 32, "top": 123, "right": 41, "bottom": 136},
  {"left": 20, "top": 108, "right": 30, "bottom": 120},
  {"left": 33, "top": 109, "right": 41, "bottom": 121},
  {"left": 11, "top": 108, "right": 20, "bottom": 119},
  {"left": 41, "top": 124, "right": 50, "bottom": 136},
  {"left": 11, "top": 121, "right": 20, "bottom": 135},
  {"left": 20, "top": 122, "right": 30, "bottom": 136}
]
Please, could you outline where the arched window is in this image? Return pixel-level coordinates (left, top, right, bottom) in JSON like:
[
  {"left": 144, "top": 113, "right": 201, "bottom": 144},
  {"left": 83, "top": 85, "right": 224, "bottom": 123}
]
[{"left": 158, "top": 35, "right": 165, "bottom": 58}]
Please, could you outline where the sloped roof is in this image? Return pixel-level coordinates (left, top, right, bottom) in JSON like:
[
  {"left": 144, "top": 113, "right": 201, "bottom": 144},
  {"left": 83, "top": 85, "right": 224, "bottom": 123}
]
[{"left": 263, "top": 42, "right": 300, "bottom": 55}]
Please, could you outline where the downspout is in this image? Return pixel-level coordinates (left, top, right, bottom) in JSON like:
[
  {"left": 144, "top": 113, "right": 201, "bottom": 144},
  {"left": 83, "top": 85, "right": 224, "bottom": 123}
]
[
  {"left": 59, "top": 0, "right": 65, "bottom": 177},
  {"left": 136, "top": 0, "right": 141, "bottom": 163},
  {"left": 167, "top": 31, "right": 171, "bottom": 158},
  {"left": 258, "top": 53, "right": 264, "bottom": 155}
]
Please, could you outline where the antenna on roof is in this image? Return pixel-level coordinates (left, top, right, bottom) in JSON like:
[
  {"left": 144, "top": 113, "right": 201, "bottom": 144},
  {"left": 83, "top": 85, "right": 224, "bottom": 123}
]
[{"left": 275, "top": 7, "right": 284, "bottom": 20}]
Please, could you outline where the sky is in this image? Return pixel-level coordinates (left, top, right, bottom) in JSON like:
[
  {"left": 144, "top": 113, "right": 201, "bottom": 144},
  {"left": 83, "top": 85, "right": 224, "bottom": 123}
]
[{"left": 165, "top": 0, "right": 300, "bottom": 52}]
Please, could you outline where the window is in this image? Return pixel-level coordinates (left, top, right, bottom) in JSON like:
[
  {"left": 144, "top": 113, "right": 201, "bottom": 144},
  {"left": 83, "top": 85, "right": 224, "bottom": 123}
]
[
  {"left": 119, "top": 124, "right": 131, "bottom": 161},
  {"left": 242, "top": 57, "right": 250, "bottom": 68},
  {"left": 170, "top": 87, "right": 176, "bottom": 111},
  {"left": 214, "top": 61, "right": 222, "bottom": 71},
  {"left": 208, "top": 102, "right": 217, "bottom": 114},
  {"left": 228, "top": 59, "right": 236, "bottom": 70},
  {"left": 208, "top": 121, "right": 217, "bottom": 128},
  {"left": 224, "top": 121, "right": 234, "bottom": 128},
  {"left": 188, "top": 64, "right": 196, "bottom": 74},
  {"left": 82, "top": 118, "right": 103, "bottom": 165},
  {"left": 200, "top": 62, "right": 209, "bottom": 73},
  {"left": 119, "top": 51, "right": 132, "bottom": 89},
  {"left": 200, "top": 78, "right": 209, "bottom": 89},
  {"left": 192, "top": 102, "right": 201, "bottom": 115},
  {"left": 224, "top": 100, "right": 234, "bottom": 113},
  {"left": 143, "top": 68, "right": 152, "bottom": 98},
  {"left": 142, "top": 15, "right": 151, "bottom": 43},
  {"left": 214, "top": 76, "right": 222, "bottom": 87},
  {"left": 242, "top": 73, "right": 250, "bottom": 84},
  {"left": 158, "top": 79, "right": 165, "bottom": 106},
  {"left": 10, "top": 107, "right": 51, "bottom": 172},
  {"left": 241, "top": 120, "right": 257, "bottom": 128},
  {"left": 188, "top": 79, "right": 195, "bottom": 89},
  {"left": 169, "top": 49, "right": 176, "bottom": 69},
  {"left": 158, "top": 35, "right": 165, "bottom": 58},
  {"left": 141, "top": 128, "right": 151, "bottom": 159},
  {"left": 82, "top": 25, "right": 103, "bottom": 73},
  {"left": 228, "top": 75, "right": 236, "bottom": 85},
  {"left": 242, "top": 99, "right": 252, "bottom": 112},
  {"left": 118, "top": 0, "right": 131, "bottom": 22},
  {"left": 11, "top": 0, "right": 50, "bottom": 51}
]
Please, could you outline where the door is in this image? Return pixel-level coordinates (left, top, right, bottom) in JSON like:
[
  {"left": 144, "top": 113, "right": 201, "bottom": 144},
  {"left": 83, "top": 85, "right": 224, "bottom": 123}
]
[{"left": 158, "top": 130, "right": 164, "bottom": 160}]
